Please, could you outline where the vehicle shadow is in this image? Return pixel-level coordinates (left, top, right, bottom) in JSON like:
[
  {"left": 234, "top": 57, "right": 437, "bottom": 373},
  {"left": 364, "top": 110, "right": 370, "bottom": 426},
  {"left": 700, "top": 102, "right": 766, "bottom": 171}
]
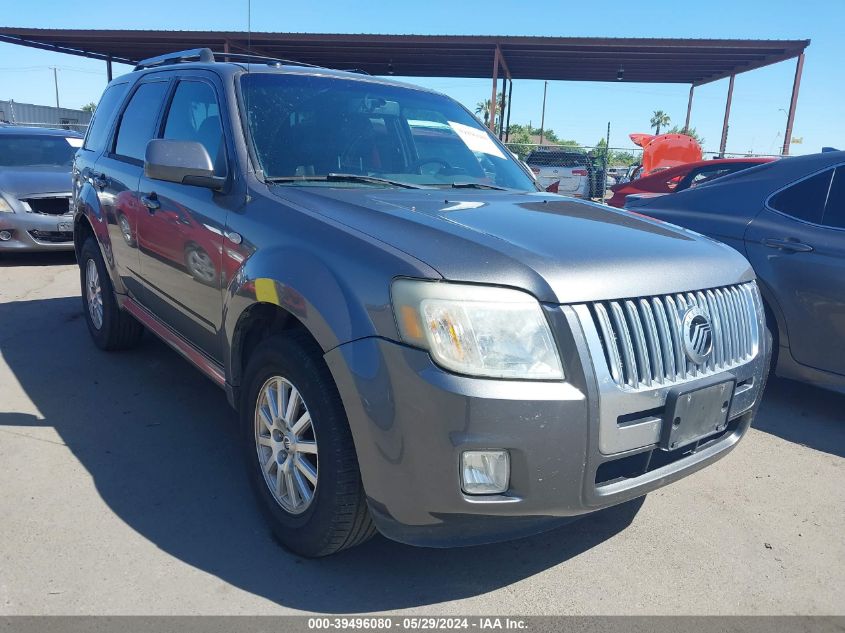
[
  {"left": 0, "top": 251, "right": 76, "bottom": 267},
  {"left": 0, "top": 295, "right": 644, "bottom": 612},
  {"left": 753, "top": 376, "right": 845, "bottom": 459}
]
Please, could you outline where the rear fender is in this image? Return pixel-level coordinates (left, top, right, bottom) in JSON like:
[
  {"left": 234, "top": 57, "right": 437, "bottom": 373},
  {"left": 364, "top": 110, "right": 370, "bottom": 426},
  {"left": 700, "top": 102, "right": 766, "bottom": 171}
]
[{"left": 74, "top": 179, "right": 127, "bottom": 295}]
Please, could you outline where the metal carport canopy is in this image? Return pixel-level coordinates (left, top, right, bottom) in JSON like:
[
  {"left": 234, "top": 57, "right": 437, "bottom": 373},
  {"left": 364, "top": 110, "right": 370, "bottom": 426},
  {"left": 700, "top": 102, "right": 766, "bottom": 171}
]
[
  {"left": 0, "top": 28, "right": 810, "bottom": 154},
  {"left": 0, "top": 29, "right": 809, "bottom": 86}
]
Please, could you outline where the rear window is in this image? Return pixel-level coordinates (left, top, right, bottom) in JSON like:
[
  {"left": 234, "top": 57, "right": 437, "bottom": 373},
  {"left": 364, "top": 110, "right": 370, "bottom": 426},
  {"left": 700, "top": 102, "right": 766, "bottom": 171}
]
[
  {"left": 83, "top": 83, "right": 128, "bottom": 152},
  {"left": 525, "top": 151, "right": 588, "bottom": 168},
  {"left": 0, "top": 135, "right": 79, "bottom": 167},
  {"left": 684, "top": 164, "right": 754, "bottom": 190}
]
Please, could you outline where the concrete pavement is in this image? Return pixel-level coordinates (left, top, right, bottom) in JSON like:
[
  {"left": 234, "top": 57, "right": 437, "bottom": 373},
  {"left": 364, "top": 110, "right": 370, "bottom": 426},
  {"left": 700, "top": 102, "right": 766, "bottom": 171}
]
[{"left": 0, "top": 252, "right": 843, "bottom": 615}]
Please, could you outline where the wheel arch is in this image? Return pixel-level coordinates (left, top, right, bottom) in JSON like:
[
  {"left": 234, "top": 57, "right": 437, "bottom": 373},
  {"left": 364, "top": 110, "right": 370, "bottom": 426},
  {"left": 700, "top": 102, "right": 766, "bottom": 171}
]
[
  {"left": 756, "top": 278, "right": 788, "bottom": 372},
  {"left": 74, "top": 180, "right": 127, "bottom": 294},
  {"left": 229, "top": 301, "right": 317, "bottom": 391}
]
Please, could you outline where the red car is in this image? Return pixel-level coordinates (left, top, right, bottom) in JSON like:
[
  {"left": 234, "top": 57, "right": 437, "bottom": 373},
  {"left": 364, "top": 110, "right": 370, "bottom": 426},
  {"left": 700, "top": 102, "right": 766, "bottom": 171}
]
[{"left": 608, "top": 157, "right": 775, "bottom": 208}]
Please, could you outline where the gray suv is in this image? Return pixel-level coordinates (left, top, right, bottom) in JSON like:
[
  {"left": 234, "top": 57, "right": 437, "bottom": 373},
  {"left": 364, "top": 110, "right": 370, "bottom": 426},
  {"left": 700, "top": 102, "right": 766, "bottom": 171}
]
[{"left": 73, "top": 48, "right": 770, "bottom": 557}]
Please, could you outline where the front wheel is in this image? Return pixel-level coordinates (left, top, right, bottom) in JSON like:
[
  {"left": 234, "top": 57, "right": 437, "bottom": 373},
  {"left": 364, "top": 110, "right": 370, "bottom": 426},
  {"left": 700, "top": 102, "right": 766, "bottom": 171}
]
[
  {"left": 240, "top": 331, "right": 376, "bottom": 557},
  {"left": 79, "top": 236, "right": 143, "bottom": 351}
]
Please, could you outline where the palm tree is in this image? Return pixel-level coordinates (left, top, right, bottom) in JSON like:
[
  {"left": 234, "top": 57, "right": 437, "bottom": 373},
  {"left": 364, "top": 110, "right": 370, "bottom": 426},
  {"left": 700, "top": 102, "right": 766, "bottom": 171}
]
[
  {"left": 475, "top": 93, "right": 506, "bottom": 129},
  {"left": 650, "top": 110, "right": 671, "bottom": 136},
  {"left": 475, "top": 101, "right": 490, "bottom": 126}
]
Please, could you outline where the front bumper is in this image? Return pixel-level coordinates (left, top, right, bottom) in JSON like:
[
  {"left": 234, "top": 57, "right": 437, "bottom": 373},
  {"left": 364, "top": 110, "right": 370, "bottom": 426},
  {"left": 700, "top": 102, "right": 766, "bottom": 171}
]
[
  {"left": 324, "top": 305, "right": 770, "bottom": 547},
  {"left": 0, "top": 211, "right": 74, "bottom": 251}
]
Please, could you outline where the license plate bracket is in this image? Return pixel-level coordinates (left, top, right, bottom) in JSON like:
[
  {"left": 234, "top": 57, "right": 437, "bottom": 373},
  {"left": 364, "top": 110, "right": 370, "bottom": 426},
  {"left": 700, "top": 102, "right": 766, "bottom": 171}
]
[{"left": 661, "top": 377, "right": 735, "bottom": 451}]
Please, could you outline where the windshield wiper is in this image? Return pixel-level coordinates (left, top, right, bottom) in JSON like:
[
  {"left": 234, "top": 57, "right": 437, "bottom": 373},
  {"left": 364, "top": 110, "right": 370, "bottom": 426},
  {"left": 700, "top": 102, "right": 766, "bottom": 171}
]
[
  {"left": 448, "top": 182, "right": 509, "bottom": 191},
  {"left": 266, "top": 173, "right": 423, "bottom": 189}
]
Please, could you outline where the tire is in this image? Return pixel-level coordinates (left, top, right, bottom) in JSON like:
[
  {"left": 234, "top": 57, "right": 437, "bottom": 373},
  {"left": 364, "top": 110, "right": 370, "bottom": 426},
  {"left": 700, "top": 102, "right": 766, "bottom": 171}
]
[
  {"left": 79, "top": 236, "right": 144, "bottom": 351},
  {"left": 240, "top": 331, "right": 376, "bottom": 557}
]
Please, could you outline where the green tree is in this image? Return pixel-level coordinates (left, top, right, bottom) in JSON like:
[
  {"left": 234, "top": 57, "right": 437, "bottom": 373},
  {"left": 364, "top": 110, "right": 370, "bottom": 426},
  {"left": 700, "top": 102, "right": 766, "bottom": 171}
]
[
  {"left": 668, "top": 125, "right": 705, "bottom": 145},
  {"left": 475, "top": 93, "right": 506, "bottom": 129},
  {"left": 595, "top": 138, "right": 638, "bottom": 166},
  {"left": 503, "top": 123, "right": 582, "bottom": 159},
  {"left": 504, "top": 124, "right": 534, "bottom": 159},
  {"left": 81, "top": 102, "right": 97, "bottom": 113},
  {"left": 474, "top": 101, "right": 490, "bottom": 126},
  {"left": 650, "top": 110, "right": 671, "bottom": 135}
]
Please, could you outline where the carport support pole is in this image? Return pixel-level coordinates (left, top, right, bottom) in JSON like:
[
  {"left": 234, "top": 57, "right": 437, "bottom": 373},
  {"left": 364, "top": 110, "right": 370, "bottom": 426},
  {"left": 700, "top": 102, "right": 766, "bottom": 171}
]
[
  {"left": 782, "top": 53, "right": 805, "bottom": 156},
  {"left": 489, "top": 50, "right": 499, "bottom": 132},
  {"left": 719, "top": 74, "right": 735, "bottom": 157},
  {"left": 106, "top": 56, "right": 113, "bottom": 82},
  {"left": 504, "top": 79, "right": 513, "bottom": 142},
  {"left": 684, "top": 84, "right": 694, "bottom": 131}
]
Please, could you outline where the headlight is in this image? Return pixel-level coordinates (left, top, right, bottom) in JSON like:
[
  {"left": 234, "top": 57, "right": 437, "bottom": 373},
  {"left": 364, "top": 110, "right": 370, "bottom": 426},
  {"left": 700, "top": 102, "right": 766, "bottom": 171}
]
[
  {"left": 0, "top": 194, "right": 13, "bottom": 213},
  {"left": 391, "top": 279, "right": 564, "bottom": 380}
]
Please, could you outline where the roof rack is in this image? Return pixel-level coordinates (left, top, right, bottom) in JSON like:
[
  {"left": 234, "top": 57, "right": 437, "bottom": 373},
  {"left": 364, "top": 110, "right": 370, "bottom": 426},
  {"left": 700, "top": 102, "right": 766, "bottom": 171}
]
[
  {"left": 133, "top": 47, "right": 324, "bottom": 71},
  {"left": 210, "top": 52, "right": 323, "bottom": 68},
  {"left": 134, "top": 47, "right": 214, "bottom": 70}
]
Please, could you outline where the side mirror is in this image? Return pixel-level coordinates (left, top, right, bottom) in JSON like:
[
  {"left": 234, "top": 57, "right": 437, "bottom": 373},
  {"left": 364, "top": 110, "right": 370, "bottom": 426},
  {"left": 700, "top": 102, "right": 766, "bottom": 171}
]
[{"left": 144, "top": 139, "right": 224, "bottom": 189}]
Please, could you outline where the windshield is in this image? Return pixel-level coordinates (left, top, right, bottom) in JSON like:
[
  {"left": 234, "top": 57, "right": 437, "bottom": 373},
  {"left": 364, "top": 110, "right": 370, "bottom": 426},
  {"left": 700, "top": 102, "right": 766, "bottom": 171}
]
[
  {"left": 240, "top": 73, "right": 536, "bottom": 190},
  {"left": 0, "top": 134, "right": 80, "bottom": 167}
]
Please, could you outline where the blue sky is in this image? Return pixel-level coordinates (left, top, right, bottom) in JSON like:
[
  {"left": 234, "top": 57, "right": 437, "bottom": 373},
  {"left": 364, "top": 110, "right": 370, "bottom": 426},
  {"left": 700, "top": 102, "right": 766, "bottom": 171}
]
[{"left": 0, "top": 0, "right": 841, "bottom": 155}]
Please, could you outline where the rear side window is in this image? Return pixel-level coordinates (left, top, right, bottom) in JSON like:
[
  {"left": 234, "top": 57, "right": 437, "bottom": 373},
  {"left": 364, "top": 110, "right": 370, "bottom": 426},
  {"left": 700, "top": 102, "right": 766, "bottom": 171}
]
[
  {"left": 822, "top": 166, "right": 845, "bottom": 229},
  {"left": 82, "top": 83, "right": 127, "bottom": 152},
  {"left": 113, "top": 81, "right": 169, "bottom": 162},
  {"left": 163, "top": 81, "right": 226, "bottom": 176},
  {"left": 768, "top": 169, "right": 833, "bottom": 224}
]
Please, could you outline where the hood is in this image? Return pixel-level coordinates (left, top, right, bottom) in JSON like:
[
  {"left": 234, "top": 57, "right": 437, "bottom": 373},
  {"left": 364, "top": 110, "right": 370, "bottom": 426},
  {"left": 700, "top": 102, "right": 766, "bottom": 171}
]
[
  {"left": 0, "top": 166, "right": 72, "bottom": 198},
  {"left": 271, "top": 186, "right": 754, "bottom": 304}
]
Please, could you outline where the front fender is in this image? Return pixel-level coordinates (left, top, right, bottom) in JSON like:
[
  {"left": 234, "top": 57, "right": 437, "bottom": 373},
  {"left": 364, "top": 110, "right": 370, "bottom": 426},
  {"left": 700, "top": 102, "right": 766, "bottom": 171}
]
[{"left": 222, "top": 239, "right": 439, "bottom": 388}]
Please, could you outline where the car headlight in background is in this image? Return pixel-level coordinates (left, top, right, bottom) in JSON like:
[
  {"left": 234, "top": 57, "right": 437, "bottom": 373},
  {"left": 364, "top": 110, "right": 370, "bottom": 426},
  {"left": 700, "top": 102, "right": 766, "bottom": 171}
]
[
  {"left": 391, "top": 279, "right": 563, "bottom": 380},
  {"left": 0, "top": 194, "right": 14, "bottom": 213}
]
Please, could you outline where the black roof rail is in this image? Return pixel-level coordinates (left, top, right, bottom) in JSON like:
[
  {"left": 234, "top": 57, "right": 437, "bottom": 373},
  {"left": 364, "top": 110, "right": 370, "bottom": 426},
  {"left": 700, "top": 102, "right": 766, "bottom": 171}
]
[
  {"left": 210, "top": 52, "right": 323, "bottom": 68},
  {"left": 133, "top": 48, "right": 326, "bottom": 71},
  {"left": 134, "top": 47, "right": 214, "bottom": 70}
]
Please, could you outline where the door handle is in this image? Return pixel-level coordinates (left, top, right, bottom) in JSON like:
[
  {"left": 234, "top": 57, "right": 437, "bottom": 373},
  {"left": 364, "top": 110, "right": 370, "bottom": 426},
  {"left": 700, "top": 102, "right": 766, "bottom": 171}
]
[
  {"left": 92, "top": 173, "right": 109, "bottom": 189},
  {"left": 141, "top": 193, "right": 161, "bottom": 213},
  {"left": 761, "top": 238, "right": 814, "bottom": 253}
]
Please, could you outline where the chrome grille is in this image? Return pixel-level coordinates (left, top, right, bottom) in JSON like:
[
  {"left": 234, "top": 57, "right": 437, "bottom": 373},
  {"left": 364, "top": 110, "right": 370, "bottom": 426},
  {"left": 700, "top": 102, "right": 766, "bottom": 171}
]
[{"left": 589, "top": 282, "right": 759, "bottom": 389}]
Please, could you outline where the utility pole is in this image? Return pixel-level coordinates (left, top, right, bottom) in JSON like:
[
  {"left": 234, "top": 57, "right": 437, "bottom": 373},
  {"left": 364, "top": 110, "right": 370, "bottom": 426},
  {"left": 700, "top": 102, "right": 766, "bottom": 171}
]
[
  {"left": 51, "top": 67, "right": 59, "bottom": 108},
  {"left": 539, "top": 81, "right": 548, "bottom": 145}
]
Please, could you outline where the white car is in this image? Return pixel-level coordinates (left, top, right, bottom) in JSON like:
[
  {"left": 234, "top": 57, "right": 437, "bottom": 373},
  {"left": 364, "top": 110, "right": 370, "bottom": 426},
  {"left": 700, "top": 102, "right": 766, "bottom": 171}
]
[{"left": 525, "top": 149, "right": 591, "bottom": 197}]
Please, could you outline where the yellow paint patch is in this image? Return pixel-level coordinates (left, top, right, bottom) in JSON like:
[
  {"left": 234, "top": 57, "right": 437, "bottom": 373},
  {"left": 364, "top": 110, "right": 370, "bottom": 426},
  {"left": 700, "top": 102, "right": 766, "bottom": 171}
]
[{"left": 254, "top": 278, "right": 280, "bottom": 305}]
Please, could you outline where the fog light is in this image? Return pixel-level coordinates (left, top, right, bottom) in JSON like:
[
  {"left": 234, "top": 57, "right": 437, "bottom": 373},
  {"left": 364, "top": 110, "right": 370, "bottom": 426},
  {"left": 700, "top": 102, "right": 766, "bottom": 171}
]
[
  {"left": 0, "top": 230, "right": 11, "bottom": 241},
  {"left": 461, "top": 450, "right": 510, "bottom": 495}
]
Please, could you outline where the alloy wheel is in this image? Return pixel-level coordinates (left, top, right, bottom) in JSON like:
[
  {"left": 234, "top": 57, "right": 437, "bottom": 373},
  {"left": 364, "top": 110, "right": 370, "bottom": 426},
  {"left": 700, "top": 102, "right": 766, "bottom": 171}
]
[
  {"left": 254, "top": 376, "right": 318, "bottom": 514},
  {"left": 85, "top": 258, "right": 104, "bottom": 330}
]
